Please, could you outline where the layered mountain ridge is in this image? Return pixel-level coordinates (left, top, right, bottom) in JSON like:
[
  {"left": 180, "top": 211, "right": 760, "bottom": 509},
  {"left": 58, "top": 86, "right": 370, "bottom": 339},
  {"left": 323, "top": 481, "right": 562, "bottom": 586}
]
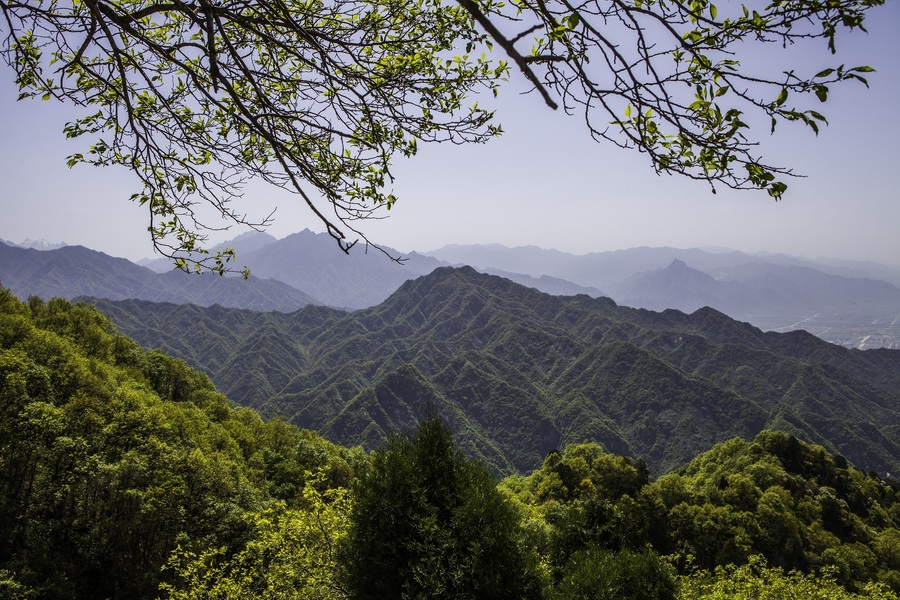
[
  {"left": 0, "top": 241, "right": 321, "bottom": 312},
  {"left": 5, "top": 233, "right": 898, "bottom": 348}
]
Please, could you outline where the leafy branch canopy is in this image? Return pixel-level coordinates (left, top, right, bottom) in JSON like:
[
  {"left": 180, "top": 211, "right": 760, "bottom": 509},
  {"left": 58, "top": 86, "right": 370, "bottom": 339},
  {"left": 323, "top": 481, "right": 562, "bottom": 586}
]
[
  {"left": 471, "top": 0, "right": 882, "bottom": 195},
  {"left": 0, "top": 0, "right": 884, "bottom": 271}
]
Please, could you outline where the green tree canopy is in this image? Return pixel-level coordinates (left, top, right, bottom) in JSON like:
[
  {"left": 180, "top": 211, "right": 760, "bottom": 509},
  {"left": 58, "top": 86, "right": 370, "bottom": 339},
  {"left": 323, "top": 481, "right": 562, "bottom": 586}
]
[
  {"left": 338, "top": 414, "right": 545, "bottom": 599},
  {"left": 0, "top": 0, "right": 885, "bottom": 269},
  {"left": 0, "top": 286, "right": 361, "bottom": 598}
]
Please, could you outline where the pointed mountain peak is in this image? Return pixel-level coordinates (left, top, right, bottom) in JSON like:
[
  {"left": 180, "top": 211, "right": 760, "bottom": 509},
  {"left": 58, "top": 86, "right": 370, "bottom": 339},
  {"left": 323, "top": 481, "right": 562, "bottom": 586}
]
[
  {"left": 15, "top": 238, "right": 68, "bottom": 251},
  {"left": 656, "top": 259, "right": 715, "bottom": 283},
  {"left": 212, "top": 230, "right": 278, "bottom": 253}
]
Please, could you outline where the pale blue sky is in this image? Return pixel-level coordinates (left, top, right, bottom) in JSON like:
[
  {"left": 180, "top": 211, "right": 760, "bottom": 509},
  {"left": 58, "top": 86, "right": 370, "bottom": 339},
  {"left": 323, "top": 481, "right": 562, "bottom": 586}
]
[{"left": 2, "top": 2, "right": 898, "bottom": 266}]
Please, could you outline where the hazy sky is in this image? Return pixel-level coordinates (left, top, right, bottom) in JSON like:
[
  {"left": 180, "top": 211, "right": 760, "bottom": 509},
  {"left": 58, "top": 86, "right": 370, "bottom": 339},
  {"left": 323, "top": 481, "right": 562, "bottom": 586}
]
[{"left": 2, "top": 2, "right": 899, "bottom": 267}]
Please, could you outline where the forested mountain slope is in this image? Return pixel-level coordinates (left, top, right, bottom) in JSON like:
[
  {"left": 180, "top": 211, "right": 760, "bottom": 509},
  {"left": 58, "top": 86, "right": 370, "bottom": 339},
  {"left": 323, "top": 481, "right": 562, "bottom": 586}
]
[{"left": 89, "top": 267, "right": 900, "bottom": 476}]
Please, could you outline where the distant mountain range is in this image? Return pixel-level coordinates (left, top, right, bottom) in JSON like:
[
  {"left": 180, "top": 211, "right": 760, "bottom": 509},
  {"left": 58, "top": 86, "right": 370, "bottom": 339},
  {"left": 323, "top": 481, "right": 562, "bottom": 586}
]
[
  {"left": 425, "top": 243, "right": 900, "bottom": 289},
  {"left": 87, "top": 267, "right": 900, "bottom": 478},
  {"left": 3, "top": 234, "right": 898, "bottom": 348},
  {"left": 225, "top": 231, "right": 444, "bottom": 309},
  {"left": 0, "top": 242, "right": 320, "bottom": 312},
  {"left": 617, "top": 259, "right": 900, "bottom": 316},
  {"left": 115, "top": 229, "right": 442, "bottom": 310},
  {"left": 426, "top": 244, "right": 900, "bottom": 349}
]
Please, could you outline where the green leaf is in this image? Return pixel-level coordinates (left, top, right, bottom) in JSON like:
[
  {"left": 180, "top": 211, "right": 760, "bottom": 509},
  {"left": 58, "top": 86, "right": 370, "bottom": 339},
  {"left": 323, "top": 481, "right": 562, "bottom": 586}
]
[
  {"left": 846, "top": 73, "right": 869, "bottom": 87},
  {"left": 775, "top": 88, "right": 788, "bottom": 106},
  {"left": 814, "top": 68, "right": 834, "bottom": 78},
  {"left": 768, "top": 181, "right": 788, "bottom": 199}
]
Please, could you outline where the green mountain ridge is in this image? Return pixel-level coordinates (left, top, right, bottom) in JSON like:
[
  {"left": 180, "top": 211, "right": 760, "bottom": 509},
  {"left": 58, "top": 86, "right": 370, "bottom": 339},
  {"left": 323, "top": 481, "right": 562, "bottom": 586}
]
[{"left": 87, "top": 266, "right": 900, "bottom": 477}]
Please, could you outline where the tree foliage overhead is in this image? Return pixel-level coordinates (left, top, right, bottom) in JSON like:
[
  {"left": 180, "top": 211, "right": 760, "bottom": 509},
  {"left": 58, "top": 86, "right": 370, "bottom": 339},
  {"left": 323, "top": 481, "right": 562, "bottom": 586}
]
[
  {"left": 468, "top": 0, "right": 883, "bottom": 197},
  {"left": 0, "top": 0, "right": 885, "bottom": 268},
  {"left": 1, "top": 0, "right": 503, "bottom": 269}
]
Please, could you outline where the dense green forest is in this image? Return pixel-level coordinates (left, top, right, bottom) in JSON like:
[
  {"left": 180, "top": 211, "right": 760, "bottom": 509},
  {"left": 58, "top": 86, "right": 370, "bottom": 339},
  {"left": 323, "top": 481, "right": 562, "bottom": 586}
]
[{"left": 4, "top": 285, "right": 900, "bottom": 598}]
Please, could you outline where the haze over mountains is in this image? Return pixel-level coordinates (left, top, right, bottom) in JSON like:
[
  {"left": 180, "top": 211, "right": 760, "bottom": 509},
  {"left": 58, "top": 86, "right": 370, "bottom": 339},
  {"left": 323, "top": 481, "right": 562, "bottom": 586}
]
[
  {"left": 4, "top": 231, "right": 897, "bottom": 348},
  {"left": 427, "top": 243, "right": 900, "bottom": 288}
]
